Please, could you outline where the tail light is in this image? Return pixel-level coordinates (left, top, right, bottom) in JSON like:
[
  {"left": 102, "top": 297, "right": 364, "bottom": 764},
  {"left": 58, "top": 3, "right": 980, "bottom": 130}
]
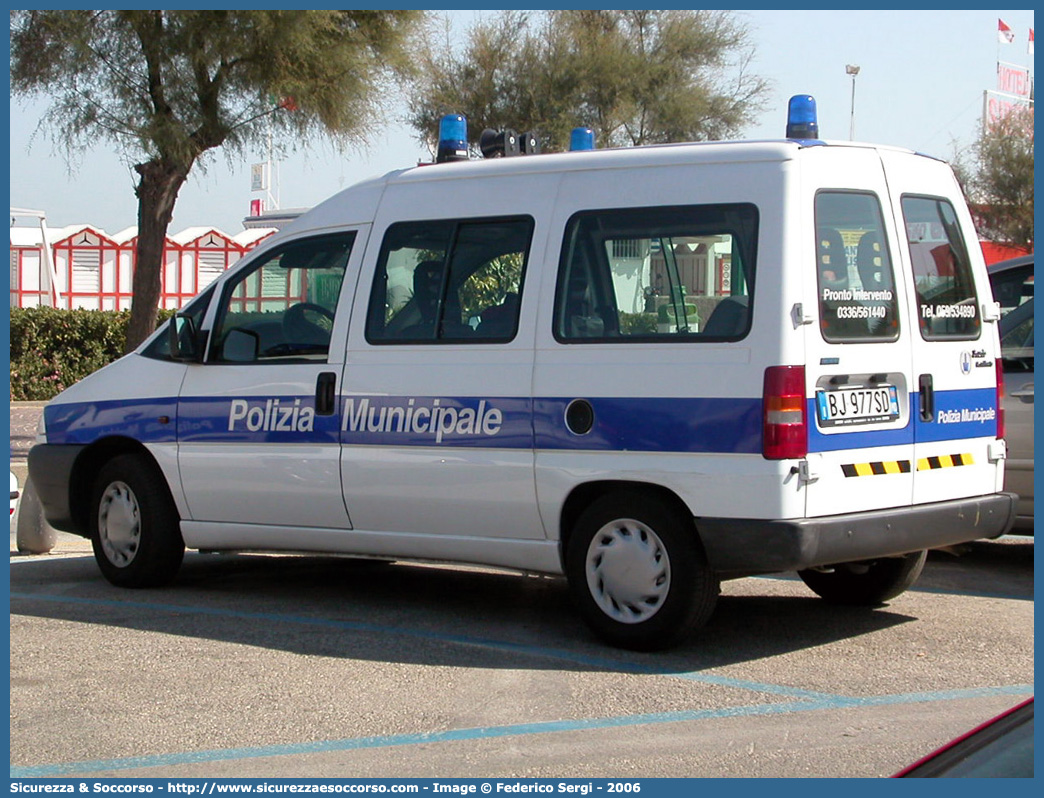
[
  {"left": 995, "top": 358, "right": 1006, "bottom": 440},
  {"left": 763, "top": 365, "right": 808, "bottom": 459}
]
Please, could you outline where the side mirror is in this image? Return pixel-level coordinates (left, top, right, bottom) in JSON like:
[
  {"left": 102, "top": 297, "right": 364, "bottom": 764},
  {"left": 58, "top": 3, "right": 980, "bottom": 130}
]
[
  {"left": 222, "top": 328, "right": 260, "bottom": 363},
  {"left": 169, "top": 314, "right": 202, "bottom": 362}
]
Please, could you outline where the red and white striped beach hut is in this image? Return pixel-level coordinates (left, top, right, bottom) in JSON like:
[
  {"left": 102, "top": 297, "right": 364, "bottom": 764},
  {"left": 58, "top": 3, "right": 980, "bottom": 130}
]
[
  {"left": 9, "top": 225, "right": 56, "bottom": 307},
  {"left": 165, "top": 227, "right": 244, "bottom": 307},
  {"left": 233, "top": 227, "right": 278, "bottom": 254},
  {"left": 9, "top": 221, "right": 286, "bottom": 311},
  {"left": 52, "top": 225, "right": 127, "bottom": 310},
  {"left": 10, "top": 224, "right": 278, "bottom": 310}
]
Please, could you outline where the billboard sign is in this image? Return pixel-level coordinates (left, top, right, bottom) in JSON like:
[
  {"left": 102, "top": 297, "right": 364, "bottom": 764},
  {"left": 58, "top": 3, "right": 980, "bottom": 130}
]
[{"left": 997, "top": 61, "right": 1032, "bottom": 98}]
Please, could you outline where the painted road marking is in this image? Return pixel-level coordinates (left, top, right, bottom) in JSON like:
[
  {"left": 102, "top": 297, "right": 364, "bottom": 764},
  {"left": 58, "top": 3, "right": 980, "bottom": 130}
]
[{"left": 11, "top": 685, "right": 1033, "bottom": 777}]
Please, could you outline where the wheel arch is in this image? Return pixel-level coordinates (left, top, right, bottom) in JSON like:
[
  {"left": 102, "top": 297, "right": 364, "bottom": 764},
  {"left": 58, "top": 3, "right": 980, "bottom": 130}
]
[
  {"left": 69, "top": 436, "right": 161, "bottom": 534},
  {"left": 558, "top": 480, "right": 703, "bottom": 567}
]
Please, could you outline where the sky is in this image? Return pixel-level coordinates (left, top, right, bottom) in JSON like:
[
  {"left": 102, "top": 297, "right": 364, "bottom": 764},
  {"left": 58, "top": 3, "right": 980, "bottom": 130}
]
[{"left": 8, "top": 8, "right": 1036, "bottom": 236}]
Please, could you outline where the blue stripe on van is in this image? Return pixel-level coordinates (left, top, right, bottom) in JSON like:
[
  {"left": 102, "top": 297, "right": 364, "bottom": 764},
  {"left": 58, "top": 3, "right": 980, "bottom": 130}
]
[
  {"left": 534, "top": 397, "right": 762, "bottom": 453},
  {"left": 339, "top": 396, "right": 762, "bottom": 453},
  {"left": 914, "top": 387, "right": 1000, "bottom": 442},
  {"left": 339, "top": 395, "right": 532, "bottom": 449},
  {"left": 807, "top": 417, "right": 913, "bottom": 452},
  {"left": 44, "top": 395, "right": 762, "bottom": 454},
  {"left": 44, "top": 397, "right": 179, "bottom": 445},
  {"left": 179, "top": 395, "right": 340, "bottom": 444},
  {"left": 806, "top": 396, "right": 913, "bottom": 452},
  {"left": 807, "top": 387, "right": 999, "bottom": 452},
  {"left": 43, "top": 388, "right": 996, "bottom": 453}
]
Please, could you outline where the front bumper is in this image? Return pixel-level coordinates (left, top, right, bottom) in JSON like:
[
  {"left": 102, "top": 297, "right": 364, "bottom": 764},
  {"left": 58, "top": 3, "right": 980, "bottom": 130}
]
[
  {"left": 697, "top": 492, "right": 1017, "bottom": 576},
  {"left": 27, "top": 443, "right": 85, "bottom": 535}
]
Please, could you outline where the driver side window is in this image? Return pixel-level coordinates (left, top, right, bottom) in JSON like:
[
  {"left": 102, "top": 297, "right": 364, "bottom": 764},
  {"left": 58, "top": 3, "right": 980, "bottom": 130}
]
[{"left": 210, "top": 233, "right": 354, "bottom": 363}]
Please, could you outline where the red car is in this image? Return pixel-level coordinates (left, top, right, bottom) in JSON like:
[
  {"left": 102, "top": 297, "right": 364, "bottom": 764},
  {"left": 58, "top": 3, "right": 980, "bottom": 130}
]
[{"left": 894, "top": 698, "right": 1034, "bottom": 777}]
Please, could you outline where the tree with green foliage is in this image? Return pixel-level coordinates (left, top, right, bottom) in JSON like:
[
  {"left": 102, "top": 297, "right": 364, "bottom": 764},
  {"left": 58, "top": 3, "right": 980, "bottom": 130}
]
[
  {"left": 954, "top": 106, "right": 1034, "bottom": 251},
  {"left": 407, "top": 10, "right": 769, "bottom": 154},
  {"left": 11, "top": 9, "right": 424, "bottom": 351}
]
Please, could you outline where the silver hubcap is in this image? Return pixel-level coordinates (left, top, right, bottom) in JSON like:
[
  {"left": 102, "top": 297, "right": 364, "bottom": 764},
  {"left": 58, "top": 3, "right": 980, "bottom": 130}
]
[
  {"left": 98, "top": 481, "right": 140, "bottom": 567},
  {"left": 585, "top": 518, "right": 670, "bottom": 624}
]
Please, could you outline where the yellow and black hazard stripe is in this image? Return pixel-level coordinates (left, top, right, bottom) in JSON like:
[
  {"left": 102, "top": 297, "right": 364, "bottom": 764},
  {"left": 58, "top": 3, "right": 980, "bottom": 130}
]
[
  {"left": 916, "top": 453, "right": 975, "bottom": 471},
  {"left": 841, "top": 460, "right": 911, "bottom": 478},
  {"left": 841, "top": 453, "right": 975, "bottom": 477}
]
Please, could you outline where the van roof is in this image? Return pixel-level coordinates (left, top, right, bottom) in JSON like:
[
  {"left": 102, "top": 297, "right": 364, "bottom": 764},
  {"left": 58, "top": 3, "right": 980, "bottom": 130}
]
[
  {"left": 390, "top": 137, "right": 920, "bottom": 185},
  {"left": 282, "top": 137, "right": 920, "bottom": 237}
]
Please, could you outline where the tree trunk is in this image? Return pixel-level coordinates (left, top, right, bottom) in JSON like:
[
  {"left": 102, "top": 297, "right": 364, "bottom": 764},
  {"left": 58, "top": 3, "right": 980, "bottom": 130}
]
[{"left": 125, "top": 158, "right": 191, "bottom": 353}]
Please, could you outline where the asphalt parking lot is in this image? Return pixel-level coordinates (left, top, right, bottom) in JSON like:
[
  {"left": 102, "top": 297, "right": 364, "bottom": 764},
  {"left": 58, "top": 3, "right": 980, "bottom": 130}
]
[
  {"left": 9, "top": 536, "right": 1033, "bottom": 779},
  {"left": 9, "top": 402, "right": 1034, "bottom": 779}
]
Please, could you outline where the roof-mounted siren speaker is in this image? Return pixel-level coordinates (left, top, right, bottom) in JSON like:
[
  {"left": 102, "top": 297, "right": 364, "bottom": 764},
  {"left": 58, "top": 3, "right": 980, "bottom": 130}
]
[
  {"left": 479, "top": 128, "right": 521, "bottom": 158},
  {"left": 437, "top": 114, "right": 468, "bottom": 163},
  {"left": 520, "top": 131, "right": 540, "bottom": 155},
  {"left": 786, "top": 95, "right": 819, "bottom": 140}
]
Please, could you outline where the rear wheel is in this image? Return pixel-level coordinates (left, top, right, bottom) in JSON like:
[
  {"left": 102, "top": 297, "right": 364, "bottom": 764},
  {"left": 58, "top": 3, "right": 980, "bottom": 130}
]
[
  {"left": 565, "top": 492, "right": 718, "bottom": 651},
  {"left": 90, "top": 453, "right": 185, "bottom": 588},
  {"left": 797, "top": 550, "right": 927, "bottom": 606}
]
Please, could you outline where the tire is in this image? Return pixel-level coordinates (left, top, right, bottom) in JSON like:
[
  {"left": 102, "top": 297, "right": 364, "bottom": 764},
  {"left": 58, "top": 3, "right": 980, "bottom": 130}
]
[
  {"left": 90, "top": 453, "right": 185, "bottom": 588},
  {"left": 797, "top": 550, "right": 927, "bottom": 606},
  {"left": 565, "top": 492, "right": 719, "bottom": 651}
]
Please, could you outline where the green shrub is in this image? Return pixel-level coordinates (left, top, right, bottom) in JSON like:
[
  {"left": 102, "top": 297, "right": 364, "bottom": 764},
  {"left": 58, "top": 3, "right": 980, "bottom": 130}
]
[
  {"left": 618, "top": 311, "right": 658, "bottom": 335},
  {"left": 9, "top": 307, "right": 174, "bottom": 401}
]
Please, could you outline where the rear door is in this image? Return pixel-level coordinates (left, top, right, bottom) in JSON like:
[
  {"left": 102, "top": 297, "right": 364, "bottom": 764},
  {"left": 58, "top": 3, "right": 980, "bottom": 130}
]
[
  {"left": 881, "top": 150, "right": 1004, "bottom": 505},
  {"left": 339, "top": 211, "right": 544, "bottom": 542},
  {"left": 802, "top": 148, "right": 916, "bottom": 517}
]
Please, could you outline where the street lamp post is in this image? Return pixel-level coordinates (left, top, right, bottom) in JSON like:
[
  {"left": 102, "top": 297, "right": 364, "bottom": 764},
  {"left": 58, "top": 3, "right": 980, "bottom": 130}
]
[{"left": 846, "top": 64, "right": 860, "bottom": 140}]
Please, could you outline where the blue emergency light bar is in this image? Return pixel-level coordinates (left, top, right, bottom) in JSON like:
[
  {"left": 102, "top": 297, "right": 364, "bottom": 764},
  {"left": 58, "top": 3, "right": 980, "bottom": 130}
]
[
  {"left": 437, "top": 114, "right": 468, "bottom": 163},
  {"left": 786, "top": 95, "right": 819, "bottom": 140},
  {"left": 569, "top": 127, "right": 595, "bottom": 151}
]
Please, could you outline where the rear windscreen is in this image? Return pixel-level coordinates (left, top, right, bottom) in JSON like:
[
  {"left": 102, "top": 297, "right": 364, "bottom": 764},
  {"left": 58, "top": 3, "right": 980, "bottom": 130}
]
[
  {"left": 901, "top": 195, "right": 981, "bottom": 340},
  {"left": 814, "top": 191, "right": 900, "bottom": 342}
]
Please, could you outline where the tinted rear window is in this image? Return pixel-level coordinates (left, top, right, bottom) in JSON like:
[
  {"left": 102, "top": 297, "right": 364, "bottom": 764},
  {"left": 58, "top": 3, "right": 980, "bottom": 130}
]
[
  {"left": 553, "top": 203, "right": 758, "bottom": 342},
  {"left": 814, "top": 191, "right": 900, "bottom": 342},
  {"left": 901, "top": 195, "right": 981, "bottom": 340}
]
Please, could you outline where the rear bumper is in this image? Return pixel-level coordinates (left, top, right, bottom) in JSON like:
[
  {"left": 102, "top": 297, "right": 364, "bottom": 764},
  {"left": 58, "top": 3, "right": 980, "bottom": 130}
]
[
  {"left": 697, "top": 492, "right": 1018, "bottom": 576},
  {"left": 27, "top": 443, "right": 84, "bottom": 534}
]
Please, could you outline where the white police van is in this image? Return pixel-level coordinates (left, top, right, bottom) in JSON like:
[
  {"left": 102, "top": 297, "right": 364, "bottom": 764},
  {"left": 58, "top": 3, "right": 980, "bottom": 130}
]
[{"left": 29, "top": 97, "right": 1015, "bottom": 650}]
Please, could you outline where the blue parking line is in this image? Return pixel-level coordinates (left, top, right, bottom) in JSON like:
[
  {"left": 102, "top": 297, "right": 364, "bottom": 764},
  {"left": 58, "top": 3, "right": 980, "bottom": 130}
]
[{"left": 10, "top": 684, "right": 1032, "bottom": 778}]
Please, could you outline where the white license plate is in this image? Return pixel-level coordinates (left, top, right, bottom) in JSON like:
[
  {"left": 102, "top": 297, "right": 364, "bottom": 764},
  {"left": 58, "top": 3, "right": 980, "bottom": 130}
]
[{"left": 816, "top": 385, "right": 900, "bottom": 427}]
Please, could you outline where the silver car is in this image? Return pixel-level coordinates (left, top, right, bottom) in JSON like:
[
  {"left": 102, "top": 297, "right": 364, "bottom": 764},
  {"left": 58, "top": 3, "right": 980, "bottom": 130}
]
[{"left": 990, "top": 256, "right": 1033, "bottom": 531}]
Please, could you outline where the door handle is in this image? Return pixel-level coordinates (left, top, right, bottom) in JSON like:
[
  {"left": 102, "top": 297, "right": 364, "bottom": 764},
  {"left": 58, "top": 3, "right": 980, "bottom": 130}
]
[
  {"left": 918, "top": 374, "right": 934, "bottom": 422},
  {"left": 316, "top": 372, "right": 337, "bottom": 416},
  {"left": 1009, "top": 384, "right": 1034, "bottom": 401}
]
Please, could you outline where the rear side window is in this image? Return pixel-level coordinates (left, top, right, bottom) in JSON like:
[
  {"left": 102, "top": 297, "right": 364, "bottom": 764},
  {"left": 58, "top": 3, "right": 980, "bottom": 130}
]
[
  {"left": 901, "top": 195, "right": 981, "bottom": 340},
  {"left": 553, "top": 204, "right": 758, "bottom": 342},
  {"left": 814, "top": 191, "right": 900, "bottom": 342},
  {"left": 990, "top": 262, "right": 1034, "bottom": 316},
  {"left": 366, "top": 217, "right": 533, "bottom": 344},
  {"left": 1000, "top": 299, "right": 1033, "bottom": 370}
]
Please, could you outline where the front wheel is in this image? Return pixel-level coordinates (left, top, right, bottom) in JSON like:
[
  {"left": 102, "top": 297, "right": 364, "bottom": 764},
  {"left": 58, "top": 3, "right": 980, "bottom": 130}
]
[
  {"left": 797, "top": 550, "right": 927, "bottom": 606},
  {"left": 565, "top": 492, "right": 719, "bottom": 651},
  {"left": 90, "top": 453, "right": 185, "bottom": 588}
]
